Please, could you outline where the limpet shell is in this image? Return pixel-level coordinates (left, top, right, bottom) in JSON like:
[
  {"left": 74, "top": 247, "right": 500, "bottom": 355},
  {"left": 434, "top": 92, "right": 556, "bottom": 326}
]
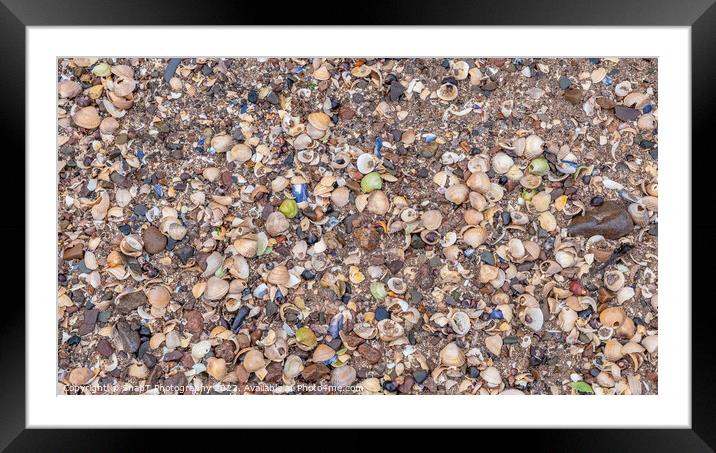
[{"left": 437, "top": 83, "right": 458, "bottom": 101}]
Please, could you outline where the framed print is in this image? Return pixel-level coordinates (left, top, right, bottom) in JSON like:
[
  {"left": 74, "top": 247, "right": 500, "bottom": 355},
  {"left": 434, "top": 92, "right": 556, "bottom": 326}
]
[{"left": 3, "top": 0, "right": 714, "bottom": 450}]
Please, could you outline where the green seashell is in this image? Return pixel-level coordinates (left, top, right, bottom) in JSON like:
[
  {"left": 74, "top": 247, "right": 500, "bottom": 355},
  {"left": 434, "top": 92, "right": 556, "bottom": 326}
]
[
  {"left": 370, "top": 281, "right": 387, "bottom": 300},
  {"left": 296, "top": 326, "right": 317, "bottom": 348},
  {"left": 256, "top": 232, "right": 269, "bottom": 256},
  {"left": 92, "top": 62, "right": 111, "bottom": 77},
  {"left": 279, "top": 198, "right": 299, "bottom": 218},
  {"left": 361, "top": 172, "right": 383, "bottom": 193},
  {"left": 521, "top": 188, "right": 537, "bottom": 202},
  {"left": 528, "top": 157, "right": 549, "bottom": 176}
]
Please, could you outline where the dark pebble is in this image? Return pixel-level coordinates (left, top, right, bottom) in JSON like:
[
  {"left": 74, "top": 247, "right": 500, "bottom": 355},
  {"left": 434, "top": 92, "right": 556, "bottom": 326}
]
[
  {"left": 383, "top": 381, "right": 397, "bottom": 392},
  {"left": 414, "top": 369, "right": 428, "bottom": 384},
  {"left": 118, "top": 224, "right": 131, "bottom": 235},
  {"left": 301, "top": 270, "right": 316, "bottom": 280},
  {"left": 590, "top": 196, "right": 604, "bottom": 206},
  {"left": 558, "top": 76, "right": 571, "bottom": 90},
  {"left": 468, "top": 367, "right": 480, "bottom": 379},
  {"left": 501, "top": 211, "right": 511, "bottom": 226},
  {"left": 375, "top": 307, "right": 390, "bottom": 321},
  {"left": 480, "top": 251, "right": 495, "bottom": 266},
  {"left": 163, "top": 58, "right": 182, "bottom": 82},
  {"left": 639, "top": 140, "right": 656, "bottom": 149},
  {"left": 66, "top": 335, "right": 81, "bottom": 346}
]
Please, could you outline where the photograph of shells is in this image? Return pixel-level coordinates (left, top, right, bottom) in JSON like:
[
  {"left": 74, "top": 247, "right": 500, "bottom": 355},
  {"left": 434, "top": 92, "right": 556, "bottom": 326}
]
[{"left": 57, "top": 57, "right": 658, "bottom": 395}]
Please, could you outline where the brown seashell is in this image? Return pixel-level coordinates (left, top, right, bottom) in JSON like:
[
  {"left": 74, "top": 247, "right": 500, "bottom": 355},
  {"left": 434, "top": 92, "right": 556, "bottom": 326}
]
[
  {"left": 146, "top": 285, "right": 171, "bottom": 309},
  {"left": 99, "top": 117, "right": 119, "bottom": 135},
  {"left": 307, "top": 112, "right": 331, "bottom": 131},
  {"left": 604, "top": 338, "right": 623, "bottom": 361},
  {"left": 205, "top": 276, "right": 229, "bottom": 301},
  {"left": 73, "top": 106, "right": 102, "bottom": 129},
  {"left": 463, "top": 226, "right": 487, "bottom": 248},
  {"left": 112, "top": 78, "right": 136, "bottom": 97},
  {"left": 267, "top": 265, "right": 290, "bottom": 287},
  {"left": 599, "top": 307, "right": 626, "bottom": 329},
  {"left": 445, "top": 184, "right": 469, "bottom": 204},
  {"left": 207, "top": 357, "right": 227, "bottom": 380},
  {"left": 439, "top": 342, "right": 465, "bottom": 367},
  {"left": 242, "top": 349, "right": 266, "bottom": 373},
  {"left": 265, "top": 212, "right": 290, "bottom": 237},
  {"left": 466, "top": 171, "right": 490, "bottom": 193},
  {"left": 68, "top": 367, "right": 93, "bottom": 385},
  {"left": 312, "top": 344, "right": 336, "bottom": 362},
  {"left": 58, "top": 80, "right": 82, "bottom": 98}
]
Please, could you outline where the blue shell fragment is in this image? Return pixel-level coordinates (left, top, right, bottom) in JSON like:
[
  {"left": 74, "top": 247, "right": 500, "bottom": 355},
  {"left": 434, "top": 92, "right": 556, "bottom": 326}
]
[
  {"left": 374, "top": 136, "right": 383, "bottom": 158},
  {"left": 490, "top": 309, "right": 504, "bottom": 320},
  {"left": 292, "top": 183, "right": 309, "bottom": 203}
]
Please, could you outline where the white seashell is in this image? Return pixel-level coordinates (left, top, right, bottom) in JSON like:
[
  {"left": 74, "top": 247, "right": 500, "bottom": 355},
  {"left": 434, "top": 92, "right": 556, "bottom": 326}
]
[
  {"left": 448, "top": 311, "right": 471, "bottom": 336},
  {"left": 522, "top": 307, "right": 544, "bottom": 332},
  {"left": 356, "top": 153, "right": 376, "bottom": 174},
  {"left": 524, "top": 134, "right": 544, "bottom": 159},
  {"left": 491, "top": 152, "right": 514, "bottom": 174},
  {"left": 482, "top": 366, "right": 502, "bottom": 387}
]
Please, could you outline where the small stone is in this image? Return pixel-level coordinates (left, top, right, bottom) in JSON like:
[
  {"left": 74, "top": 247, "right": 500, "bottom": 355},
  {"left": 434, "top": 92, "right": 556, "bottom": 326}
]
[
  {"left": 63, "top": 243, "right": 83, "bottom": 261},
  {"left": 615, "top": 105, "right": 640, "bottom": 122},
  {"left": 115, "top": 291, "right": 148, "bottom": 315},
  {"left": 357, "top": 343, "right": 381, "bottom": 364},
  {"left": 388, "top": 80, "right": 405, "bottom": 102},
  {"left": 78, "top": 309, "right": 98, "bottom": 336},
  {"left": 399, "top": 375, "right": 415, "bottom": 394},
  {"left": 163, "top": 350, "right": 183, "bottom": 362},
  {"left": 567, "top": 201, "right": 634, "bottom": 240},
  {"left": 143, "top": 225, "right": 167, "bottom": 254},
  {"left": 375, "top": 307, "right": 389, "bottom": 321},
  {"left": 96, "top": 338, "right": 114, "bottom": 357},
  {"left": 174, "top": 245, "right": 195, "bottom": 264},
  {"left": 414, "top": 369, "right": 428, "bottom": 384},
  {"left": 163, "top": 58, "right": 182, "bottom": 82},
  {"left": 266, "top": 91, "right": 279, "bottom": 106},
  {"left": 302, "top": 363, "right": 330, "bottom": 382},
  {"left": 115, "top": 320, "right": 141, "bottom": 354},
  {"left": 354, "top": 227, "right": 380, "bottom": 251},
  {"left": 558, "top": 76, "right": 571, "bottom": 89},
  {"left": 563, "top": 87, "right": 584, "bottom": 105},
  {"left": 184, "top": 310, "right": 204, "bottom": 338}
]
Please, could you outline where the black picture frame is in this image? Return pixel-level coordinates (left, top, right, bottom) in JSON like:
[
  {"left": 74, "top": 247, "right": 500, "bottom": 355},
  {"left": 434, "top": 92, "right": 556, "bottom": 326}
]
[{"left": 3, "top": 0, "right": 713, "bottom": 450}]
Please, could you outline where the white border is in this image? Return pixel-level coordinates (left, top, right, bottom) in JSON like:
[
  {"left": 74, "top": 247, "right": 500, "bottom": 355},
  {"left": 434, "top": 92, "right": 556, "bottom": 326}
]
[{"left": 28, "top": 26, "right": 690, "bottom": 428}]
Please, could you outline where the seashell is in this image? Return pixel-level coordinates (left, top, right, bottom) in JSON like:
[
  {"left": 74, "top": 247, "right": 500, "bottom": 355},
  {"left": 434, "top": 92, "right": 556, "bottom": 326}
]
[
  {"left": 464, "top": 209, "right": 483, "bottom": 225},
  {"left": 307, "top": 112, "right": 331, "bottom": 131},
  {"left": 202, "top": 167, "right": 220, "bottom": 182},
  {"left": 234, "top": 236, "right": 258, "bottom": 258},
  {"left": 242, "top": 349, "right": 266, "bottom": 373},
  {"left": 228, "top": 144, "right": 252, "bottom": 163},
  {"left": 538, "top": 211, "right": 557, "bottom": 232},
  {"left": 628, "top": 203, "right": 650, "bottom": 225},
  {"left": 420, "top": 229, "right": 441, "bottom": 245},
  {"left": 293, "top": 134, "right": 313, "bottom": 151},
  {"left": 519, "top": 174, "right": 542, "bottom": 191},
  {"left": 530, "top": 191, "right": 551, "bottom": 212},
  {"left": 521, "top": 307, "right": 544, "bottom": 331},
  {"left": 120, "top": 234, "right": 143, "bottom": 257},
  {"left": 463, "top": 226, "right": 487, "bottom": 248},
  {"left": 265, "top": 212, "right": 290, "bottom": 237},
  {"left": 272, "top": 175, "right": 289, "bottom": 193},
  {"left": 296, "top": 326, "right": 318, "bottom": 349},
  {"left": 283, "top": 355, "right": 304, "bottom": 379},
  {"left": 210, "top": 134, "right": 233, "bottom": 153},
  {"left": 306, "top": 123, "right": 325, "bottom": 139},
  {"left": 353, "top": 322, "right": 377, "bottom": 340},
  {"left": 207, "top": 357, "right": 227, "bottom": 380},
  {"left": 517, "top": 293, "right": 539, "bottom": 308},
  {"left": 604, "top": 270, "right": 625, "bottom": 292},
  {"left": 614, "top": 81, "right": 632, "bottom": 97},
  {"left": 637, "top": 113, "right": 656, "bottom": 131},
  {"left": 449, "top": 311, "right": 471, "bottom": 336},
  {"left": 401, "top": 208, "right": 418, "bottom": 223},
  {"left": 377, "top": 319, "right": 404, "bottom": 341},
  {"left": 169, "top": 77, "right": 183, "bottom": 92},
  {"left": 616, "top": 286, "right": 635, "bottom": 304},
  {"left": 205, "top": 276, "right": 229, "bottom": 301},
  {"left": 604, "top": 338, "right": 623, "bottom": 361},
  {"left": 99, "top": 117, "right": 119, "bottom": 135},
  {"left": 617, "top": 317, "right": 636, "bottom": 339},
  {"left": 491, "top": 152, "right": 514, "bottom": 175},
  {"left": 558, "top": 307, "right": 578, "bottom": 332},
  {"left": 202, "top": 251, "right": 223, "bottom": 277},
  {"left": 146, "top": 285, "right": 171, "bottom": 309},
  {"left": 482, "top": 366, "right": 502, "bottom": 387},
  {"left": 621, "top": 341, "right": 645, "bottom": 355},
  {"left": 356, "top": 153, "right": 376, "bottom": 174},
  {"left": 267, "top": 265, "right": 290, "bottom": 287},
  {"left": 421, "top": 210, "right": 443, "bottom": 230},
  {"left": 313, "top": 65, "right": 330, "bottom": 81},
  {"left": 264, "top": 337, "right": 288, "bottom": 362},
  {"left": 73, "top": 106, "right": 102, "bottom": 129},
  {"left": 466, "top": 171, "right": 490, "bottom": 193},
  {"left": 312, "top": 344, "right": 336, "bottom": 362},
  {"left": 600, "top": 307, "right": 626, "bottom": 329},
  {"left": 468, "top": 67, "right": 483, "bottom": 85},
  {"left": 524, "top": 134, "right": 544, "bottom": 159},
  {"left": 112, "top": 78, "right": 136, "bottom": 97},
  {"left": 331, "top": 186, "right": 351, "bottom": 207},
  {"left": 508, "top": 238, "right": 525, "bottom": 259},
  {"left": 331, "top": 365, "right": 357, "bottom": 387},
  {"left": 510, "top": 211, "right": 530, "bottom": 225},
  {"left": 554, "top": 250, "right": 576, "bottom": 268},
  {"left": 641, "top": 196, "right": 658, "bottom": 212},
  {"left": 58, "top": 80, "right": 82, "bottom": 98},
  {"left": 439, "top": 342, "right": 465, "bottom": 367},
  {"left": 437, "top": 82, "right": 458, "bottom": 101},
  {"left": 367, "top": 190, "right": 390, "bottom": 215},
  {"left": 441, "top": 231, "right": 457, "bottom": 247},
  {"left": 192, "top": 340, "right": 212, "bottom": 361},
  {"left": 641, "top": 335, "right": 658, "bottom": 353},
  {"left": 68, "top": 367, "right": 93, "bottom": 385},
  {"left": 360, "top": 377, "right": 382, "bottom": 393},
  {"left": 445, "top": 184, "right": 469, "bottom": 204},
  {"left": 485, "top": 334, "right": 502, "bottom": 356},
  {"left": 452, "top": 61, "right": 470, "bottom": 80},
  {"left": 623, "top": 92, "right": 649, "bottom": 108},
  {"left": 387, "top": 277, "right": 407, "bottom": 294},
  {"left": 470, "top": 192, "right": 488, "bottom": 211},
  {"left": 597, "top": 326, "right": 614, "bottom": 341}
]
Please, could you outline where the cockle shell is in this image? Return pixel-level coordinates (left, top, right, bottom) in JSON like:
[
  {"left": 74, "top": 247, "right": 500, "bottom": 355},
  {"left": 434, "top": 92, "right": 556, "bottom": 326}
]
[{"left": 439, "top": 342, "right": 465, "bottom": 367}]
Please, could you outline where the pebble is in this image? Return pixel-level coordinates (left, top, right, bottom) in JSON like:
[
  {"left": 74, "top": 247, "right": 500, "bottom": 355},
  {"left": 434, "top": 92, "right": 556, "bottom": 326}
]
[
  {"left": 375, "top": 307, "right": 390, "bottom": 321},
  {"left": 143, "top": 225, "right": 167, "bottom": 254},
  {"left": 558, "top": 76, "right": 571, "bottom": 89},
  {"left": 357, "top": 343, "right": 381, "bottom": 364},
  {"left": 163, "top": 58, "right": 182, "bottom": 82},
  {"left": 115, "top": 291, "right": 148, "bottom": 314},
  {"left": 77, "top": 309, "right": 98, "bottom": 336},
  {"left": 567, "top": 202, "right": 634, "bottom": 240},
  {"left": 63, "top": 243, "right": 84, "bottom": 261},
  {"left": 174, "top": 245, "right": 195, "bottom": 264},
  {"left": 96, "top": 338, "right": 114, "bottom": 358},
  {"left": 414, "top": 369, "right": 428, "bottom": 384},
  {"left": 115, "top": 320, "right": 141, "bottom": 354},
  {"left": 614, "top": 105, "right": 640, "bottom": 122}
]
